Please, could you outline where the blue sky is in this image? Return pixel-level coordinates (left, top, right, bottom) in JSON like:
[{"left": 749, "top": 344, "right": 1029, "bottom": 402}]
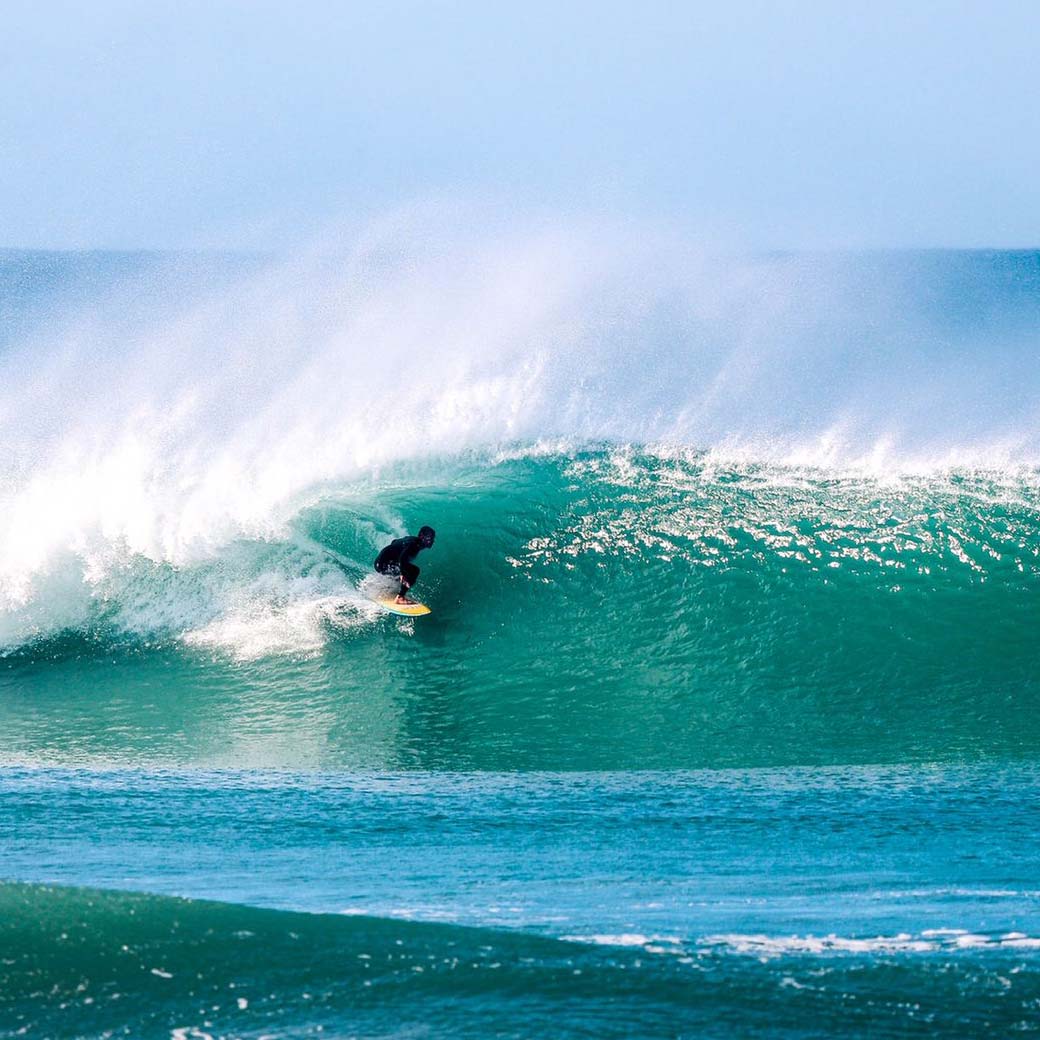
[{"left": 3, "top": 1, "right": 1038, "bottom": 249}]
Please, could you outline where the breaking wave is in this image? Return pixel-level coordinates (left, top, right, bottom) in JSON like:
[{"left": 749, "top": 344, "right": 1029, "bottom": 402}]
[{"left": 1, "top": 231, "right": 1038, "bottom": 769}]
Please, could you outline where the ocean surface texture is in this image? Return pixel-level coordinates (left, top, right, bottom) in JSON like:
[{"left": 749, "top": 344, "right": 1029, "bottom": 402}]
[{"left": 1, "top": 242, "right": 1038, "bottom": 1038}]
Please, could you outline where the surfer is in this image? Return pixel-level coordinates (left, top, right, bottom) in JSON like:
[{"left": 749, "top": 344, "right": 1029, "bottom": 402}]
[{"left": 374, "top": 526, "right": 436, "bottom": 605}]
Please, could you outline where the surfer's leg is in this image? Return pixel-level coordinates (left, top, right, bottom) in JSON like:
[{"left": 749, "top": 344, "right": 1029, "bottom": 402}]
[{"left": 397, "top": 563, "right": 420, "bottom": 603}]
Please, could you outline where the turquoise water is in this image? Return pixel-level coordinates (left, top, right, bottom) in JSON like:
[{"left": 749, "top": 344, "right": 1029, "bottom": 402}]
[
  {"left": 4, "top": 453, "right": 1039, "bottom": 770},
  {"left": 1, "top": 244, "right": 1039, "bottom": 1036},
  {"left": 4, "top": 767, "right": 1040, "bottom": 1038}
]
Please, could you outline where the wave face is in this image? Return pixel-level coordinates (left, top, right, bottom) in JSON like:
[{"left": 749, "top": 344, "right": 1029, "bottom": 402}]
[
  {"left": 2, "top": 451, "right": 1039, "bottom": 768},
  {"left": 2, "top": 240, "right": 1040, "bottom": 769},
  {"left": 4, "top": 882, "right": 1039, "bottom": 1040}
]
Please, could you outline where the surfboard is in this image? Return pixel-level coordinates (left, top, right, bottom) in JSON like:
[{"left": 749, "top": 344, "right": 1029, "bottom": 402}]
[{"left": 375, "top": 597, "right": 431, "bottom": 617}]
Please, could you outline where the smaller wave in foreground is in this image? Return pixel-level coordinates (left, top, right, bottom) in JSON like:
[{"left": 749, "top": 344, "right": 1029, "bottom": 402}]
[{"left": 2, "top": 883, "right": 1039, "bottom": 1039}]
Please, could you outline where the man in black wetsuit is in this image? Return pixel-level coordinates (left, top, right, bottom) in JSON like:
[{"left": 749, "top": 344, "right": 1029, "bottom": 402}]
[{"left": 374, "top": 526, "right": 436, "bottom": 605}]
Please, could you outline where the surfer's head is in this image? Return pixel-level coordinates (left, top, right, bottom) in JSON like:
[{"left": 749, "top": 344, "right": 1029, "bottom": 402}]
[{"left": 418, "top": 526, "right": 436, "bottom": 548}]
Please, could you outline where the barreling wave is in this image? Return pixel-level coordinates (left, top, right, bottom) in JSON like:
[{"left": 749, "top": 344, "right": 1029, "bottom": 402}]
[
  {"left": 1, "top": 230, "right": 1039, "bottom": 769},
  {"left": 1, "top": 449, "right": 1038, "bottom": 770},
  {"left": 3, "top": 882, "right": 1038, "bottom": 1039}
]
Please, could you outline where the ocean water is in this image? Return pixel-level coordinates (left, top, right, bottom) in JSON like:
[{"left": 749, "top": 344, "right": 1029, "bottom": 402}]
[{"left": 1, "top": 236, "right": 1039, "bottom": 1037}]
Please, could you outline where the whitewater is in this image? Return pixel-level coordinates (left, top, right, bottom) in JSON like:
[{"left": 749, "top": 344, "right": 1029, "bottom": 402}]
[{"left": 2, "top": 222, "right": 1039, "bottom": 1038}]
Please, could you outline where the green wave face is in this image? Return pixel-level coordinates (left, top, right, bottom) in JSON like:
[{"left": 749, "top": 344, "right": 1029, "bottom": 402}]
[
  {"left": 3, "top": 451, "right": 1038, "bottom": 770},
  {"left": 4, "top": 882, "right": 1038, "bottom": 1040}
]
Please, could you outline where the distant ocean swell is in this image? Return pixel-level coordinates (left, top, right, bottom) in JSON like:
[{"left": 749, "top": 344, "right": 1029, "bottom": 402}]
[{"left": 3, "top": 883, "right": 1038, "bottom": 1040}]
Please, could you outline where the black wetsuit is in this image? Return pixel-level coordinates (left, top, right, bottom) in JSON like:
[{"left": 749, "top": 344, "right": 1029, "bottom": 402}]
[{"left": 374, "top": 536, "right": 425, "bottom": 597}]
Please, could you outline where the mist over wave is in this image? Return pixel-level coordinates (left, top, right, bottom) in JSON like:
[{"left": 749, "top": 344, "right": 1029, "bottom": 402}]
[{"left": 0, "top": 217, "right": 1038, "bottom": 672}]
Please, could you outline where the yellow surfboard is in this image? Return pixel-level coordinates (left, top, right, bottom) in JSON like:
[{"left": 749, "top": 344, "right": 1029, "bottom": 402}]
[{"left": 375, "top": 597, "right": 431, "bottom": 617}]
